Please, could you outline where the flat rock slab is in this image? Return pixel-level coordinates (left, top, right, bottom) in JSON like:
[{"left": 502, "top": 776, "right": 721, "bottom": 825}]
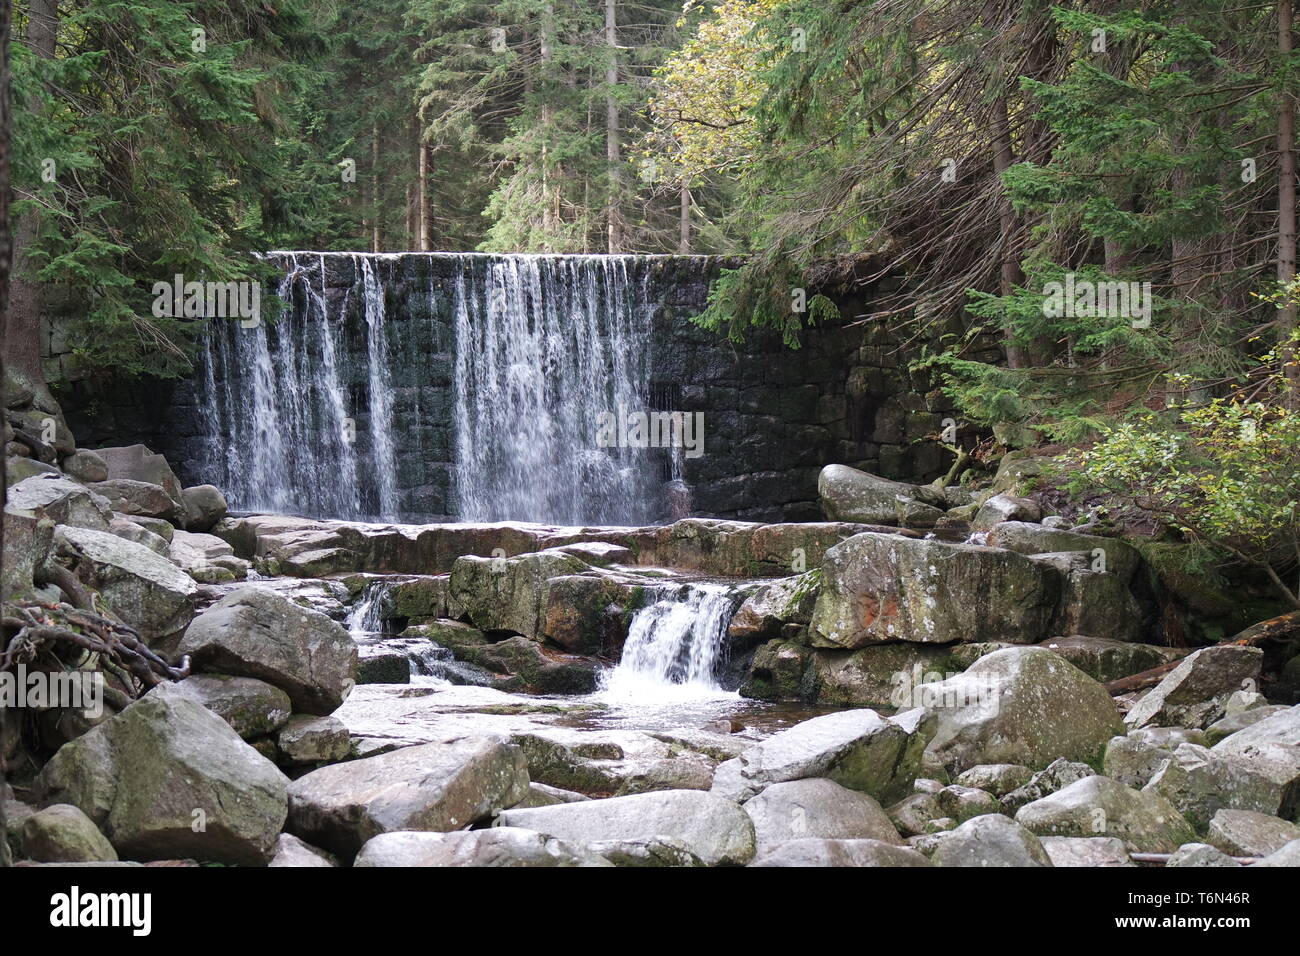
[
  {"left": 496, "top": 789, "right": 757, "bottom": 866},
  {"left": 353, "top": 828, "right": 612, "bottom": 867},
  {"left": 742, "top": 778, "right": 900, "bottom": 851},
  {"left": 287, "top": 736, "right": 529, "bottom": 858}
]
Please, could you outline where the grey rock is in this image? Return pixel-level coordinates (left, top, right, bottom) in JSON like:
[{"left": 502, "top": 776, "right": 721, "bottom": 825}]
[
  {"left": 276, "top": 715, "right": 352, "bottom": 766},
  {"left": 180, "top": 485, "right": 228, "bottom": 532},
  {"left": 1000, "top": 758, "right": 1097, "bottom": 812},
  {"left": 496, "top": 790, "right": 756, "bottom": 867},
  {"left": 1040, "top": 836, "right": 1134, "bottom": 867},
  {"left": 931, "top": 814, "right": 1053, "bottom": 867},
  {"left": 742, "top": 778, "right": 900, "bottom": 851},
  {"left": 20, "top": 805, "right": 118, "bottom": 863},
  {"left": 1205, "top": 809, "right": 1300, "bottom": 857},
  {"left": 287, "top": 736, "right": 529, "bottom": 858},
  {"left": 179, "top": 587, "right": 357, "bottom": 715},
  {"left": 268, "top": 833, "right": 338, "bottom": 868},
  {"left": 353, "top": 828, "right": 612, "bottom": 867},
  {"left": 7, "top": 475, "right": 112, "bottom": 530},
  {"left": 589, "top": 836, "right": 705, "bottom": 867},
  {"left": 972, "top": 494, "right": 1042, "bottom": 532},
  {"left": 1124, "top": 645, "right": 1264, "bottom": 730},
  {"left": 171, "top": 674, "right": 292, "bottom": 740},
  {"left": 1253, "top": 838, "right": 1300, "bottom": 866},
  {"left": 1144, "top": 743, "right": 1293, "bottom": 830},
  {"left": 750, "top": 838, "right": 930, "bottom": 867},
  {"left": 1166, "top": 843, "right": 1241, "bottom": 867},
  {"left": 61, "top": 449, "right": 109, "bottom": 483},
  {"left": 954, "top": 764, "right": 1034, "bottom": 797},
  {"left": 87, "top": 478, "right": 182, "bottom": 523},
  {"left": 1014, "top": 776, "right": 1195, "bottom": 852}
]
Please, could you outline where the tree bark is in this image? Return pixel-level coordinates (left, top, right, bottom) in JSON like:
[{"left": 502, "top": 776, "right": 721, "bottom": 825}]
[
  {"left": 4, "top": 0, "right": 57, "bottom": 409},
  {"left": 678, "top": 183, "right": 691, "bottom": 254},
  {"left": 605, "top": 0, "right": 623, "bottom": 254},
  {"left": 418, "top": 126, "right": 432, "bottom": 252},
  {"left": 371, "top": 124, "right": 381, "bottom": 253},
  {"left": 1279, "top": 0, "right": 1298, "bottom": 405}
]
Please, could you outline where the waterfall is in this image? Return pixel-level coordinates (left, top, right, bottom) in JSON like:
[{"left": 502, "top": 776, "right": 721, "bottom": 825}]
[
  {"left": 194, "top": 252, "right": 676, "bottom": 524},
  {"left": 452, "top": 255, "right": 659, "bottom": 525},
  {"left": 601, "top": 583, "right": 743, "bottom": 703},
  {"left": 345, "top": 582, "right": 389, "bottom": 636}
]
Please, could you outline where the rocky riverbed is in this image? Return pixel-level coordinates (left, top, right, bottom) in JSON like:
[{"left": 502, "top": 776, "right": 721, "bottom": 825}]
[{"left": 4, "top": 442, "right": 1300, "bottom": 867}]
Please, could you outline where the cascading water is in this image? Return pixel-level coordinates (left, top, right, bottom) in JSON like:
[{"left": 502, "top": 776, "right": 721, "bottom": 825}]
[
  {"left": 199, "top": 253, "right": 391, "bottom": 520},
  {"left": 601, "top": 583, "right": 744, "bottom": 703},
  {"left": 194, "top": 252, "right": 670, "bottom": 524},
  {"left": 452, "top": 255, "right": 660, "bottom": 525}
]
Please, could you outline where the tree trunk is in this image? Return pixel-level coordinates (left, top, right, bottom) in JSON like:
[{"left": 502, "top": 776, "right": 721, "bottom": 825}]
[
  {"left": 4, "top": 0, "right": 56, "bottom": 409},
  {"left": 540, "top": 5, "right": 555, "bottom": 241},
  {"left": 605, "top": 0, "right": 623, "bottom": 254},
  {"left": 678, "top": 183, "right": 691, "bottom": 254},
  {"left": 1280, "top": 0, "right": 1298, "bottom": 405},
  {"left": 371, "top": 124, "right": 381, "bottom": 254},
  {"left": 991, "top": 96, "right": 1026, "bottom": 369},
  {"left": 418, "top": 127, "right": 432, "bottom": 252}
]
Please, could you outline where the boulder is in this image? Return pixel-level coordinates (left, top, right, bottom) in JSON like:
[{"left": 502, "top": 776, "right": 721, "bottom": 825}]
[
  {"left": 20, "top": 805, "right": 118, "bottom": 863},
  {"left": 589, "top": 836, "right": 705, "bottom": 867},
  {"left": 1124, "top": 645, "right": 1264, "bottom": 730},
  {"left": 750, "top": 838, "right": 930, "bottom": 867},
  {"left": 168, "top": 530, "right": 250, "bottom": 584},
  {"left": 107, "top": 517, "right": 169, "bottom": 555},
  {"left": 728, "top": 575, "right": 818, "bottom": 644},
  {"left": 1166, "top": 843, "right": 1240, "bottom": 867},
  {"left": 171, "top": 674, "right": 291, "bottom": 740},
  {"left": 34, "top": 682, "right": 289, "bottom": 864},
  {"left": 276, "top": 715, "right": 352, "bottom": 766},
  {"left": 809, "top": 532, "right": 1058, "bottom": 648},
  {"left": 709, "top": 707, "right": 934, "bottom": 805},
  {"left": 985, "top": 522, "right": 1140, "bottom": 582},
  {"left": 1000, "top": 759, "right": 1097, "bottom": 812},
  {"left": 886, "top": 792, "right": 943, "bottom": 837},
  {"left": 287, "top": 737, "right": 529, "bottom": 857},
  {"left": 447, "top": 550, "right": 589, "bottom": 639},
  {"left": 931, "top": 815, "right": 1053, "bottom": 867},
  {"left": 180, "top": 485, "right": 228, "bottom": 532},
  {"left": 53, "top": 525, "right": 197, "bottom": 639},
  {"left": 917, "top": 647, "right": 1123, "bottom": 774},
  {"left": 1032, "top": 556, "right": 1145, "bottom": 643},
  {"left": 1204, "top": 706, "right": 1289, "bottom": 746},
  {"left": 354, "top": 828, "right": 611, "bottom": 867},
  {"left": 87, "top": 479, "right": 182, "bottom": 523},
  {"left": 614, "top": 755, "right": 715, "bottom": 796},
  {"left": 1205, "top": 809, "right": 1300, "bottom": 857},
  {"left": 6, "top": 475, "right": 112, "bottom": 530},
  {"left": 936, "top": 785, "right": 1002, "bottom": 822},
  {"left": 61, "top": 449, "right": 109, "bottom": 483},
  {"left": 1144, "top": 743, "right": 1294, "bottom": 830},
  {"left": 178, "top": 587, "right": 357, "bottom": 715},
  {"left": 971, "top": 494, "right": 1042, "bottom": 532},
  {"left": 1037, "top": 636, "right": 1181, "bottom": 684},
  {"left": 954, "top": 764, "right": 1033, "bottom": 798},
  {"left": 818, "top": 464, "right": 945, "bottom": 524},
  {"left": 268, "top": 833, "right": 337, "bottom": 868},
  {"left": 2, "top": 504, "right": 54, "bottom": 600},
  {"left": 517, "top": 783, "right": 591, "bottom": 809},
  {"left": 1040, "top": 836, "right": 1134, "bottom": 867},
  {"left": 742, "top": 778, "right": 900, "bottom": 851},
  {"left": 496, "top": 790, "right": 756, "bottom": 867},
  {"left": 1253, "top": 838, "right": 1300, "bottom": 866},
  {"left": 412, "top": 626, "right": 598, "bottom": 695},
  {"left": 1104, "top": 728, "right": 1205, "bottom": 790},
  {"left": 1014, "top": 776, "right": 1195, "bottom": 852},
  {"left": 91, "top": 444, "right": 183, "bottom": 499}
]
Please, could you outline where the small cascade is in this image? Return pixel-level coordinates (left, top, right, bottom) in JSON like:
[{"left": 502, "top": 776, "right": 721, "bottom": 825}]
[
  {"left": 345, "top": 583, "right": 389, "bottom": 637},
  {"left": 601, "top": 583, "right": 743, "bottom": 703}
]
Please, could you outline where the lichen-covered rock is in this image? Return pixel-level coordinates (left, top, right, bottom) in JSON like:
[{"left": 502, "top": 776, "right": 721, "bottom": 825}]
[
  {"left": 87, "top": 478, "right": 183, "bottom": 523},
  {"left": 1125, "top": 645, "right": 1264, "bottom": 730},
  {"left": 1205, "top": 809, "right": 1300, "bottom": 857},
  {"left": 809, "top": 533, "right": 1058, "bottom": 648},
  {"left": 34, "top": 683, "right": 288, "bottom": 864},
  {"left": 2, "top": 504, "right": 54, "bottom": 600},
  {"left": 972, "top": 494, "right": 1042, "bottom": 532},
  {"left": 818, "top": 464, "right": 944, "bottom": 524},
  {"left": 917, "top": 647, "right": 1123, "bottom": 774},
  {"left": 887, "top": 792, "right": 943, "bottom": 837},
  {"left": 277, "top": 715, "right": 352, "bottom": 766},
  {"left": 496, "top": 790, "right": 756, "bottom": 867},
  {"left": 178, "top": 587, "right": 357, "bottom": 715},
  {"left": 985, "top": 522, "right": 1140, "bottom": 582},
  {"left": 20, "top": 805, "right": 118, "bottom": 863},
  {"left": 1144, "top": 743, "right": 1294, "bottom": 830},
  {"left": 353, "top": 828, "right": 612, "bottom": 867},
  {"left": 1038, "top": 636, "right": 1181, "bottom": 684},
  {"left": 1014, "top": 776, "right": 1195, "bottom": 852},
  {"left": 931, "top": 815, "right": 1053, "bottom": 867},
  {"left": 589, "top": 836, "right": 705, "bottom": 867},
  {"left": 1040, "top": 836, "right": 1134, "bottom": 867},
  {"left": 171, "top": 674, "right": 291, "bottom": 740},
  {"left": 1166, "top": 843, "right": 1241, "bottom": 867},
  {"left": 742, "top": 778, "right": 900, "bottom": 851},
  {"left": 448, "top": 550, "right": 590, "bottom": 638},
  {"left": 169, "top": 529, "right": 250, "bottom": 584},
  {"left": 750, "top": 838, "right": 930, "bottom": 867},
  {"left": 61, "top": 449, "right": 109, "bottom": 483},
  {"left": 287, "top": 737, "right": 529, "bottom": 857},
  {"left": 53, "top": 525, "right": 197, "bottom": 639},
  {"left": 709, "top": 707, "right": 934, "bottom": 805},
  {"left": 740, "top": 640, "right": 954, "bottom": 709},
  {"left": 7, "top": 474, "right": 112, "bottom": 530},
  {"left": 1000, "top": 759, "right": 1097, "bottom": 812},
  {"left": 1103, "top": 728, "right": 1205, "bottom": 790},
  {"left": 954, "top": 764, "right": 1034, "bottom": 798},
  {"left": 179, "top": 484, "right": 228, "bottom": 532}
]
